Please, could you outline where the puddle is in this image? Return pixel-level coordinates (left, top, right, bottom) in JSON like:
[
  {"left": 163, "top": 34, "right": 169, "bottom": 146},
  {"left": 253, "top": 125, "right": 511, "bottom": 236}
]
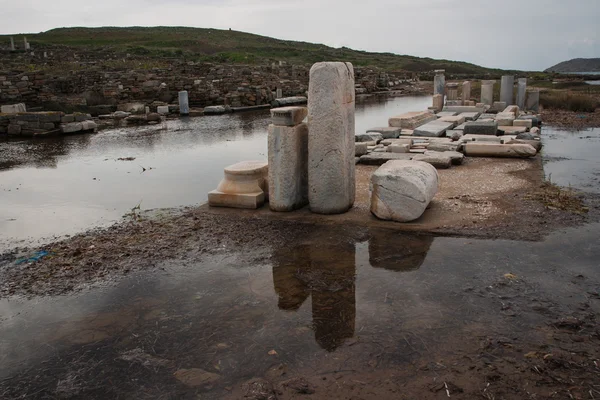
[
  {"left": 0, "top": 96, "right": 432, "bottom": 252},
  {"left": 1, "top": 223, "right": 599, "bottom": 398}
]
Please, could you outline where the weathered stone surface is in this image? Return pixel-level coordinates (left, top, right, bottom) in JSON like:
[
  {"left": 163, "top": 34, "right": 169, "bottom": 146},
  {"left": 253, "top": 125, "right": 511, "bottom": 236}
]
[
  {"left": 81, "top": 120, "right": 98, "bottom": 131},
  {"left": 268, "top": 123, "right": 308, "bottom": 211},
  {"left": 513, "top": 119, "right": 533, "bottom": 128},
  {"left": 458, "top": 112, "right": 481, "bottom": 121},
  {"left": 434, "top": 70, "right": 445, "bottom": 100},
  {"left": 113, "top": 111, "right": 130, "bottom": 119},
  {"left": 61, "top": 115, "right": 75, "bottom": 123},
  {"left": 530, "top": 127, "right": 541, "bottom": 134},
  {"left": 447, "top": 130, "right": 463, "bottom": 141},
  {"left": 178, "top": 90, "right": 190, "bottom": 115},
  {"left": 308, "top": 62, "right": 355, "bottom": 214},
  {"left": 500, "top": 75, "right": 515, "bottom": 105},
  {"left": 432, "top": 94, "right": 444, "bottom": 111},
  {"left": 460, "top": 134, "right": 503, "bottom": 143},
  {"left": 389, "top": 143, "right": 410, "bottom": 153},
  {"left": 463, "top": 120, "right": 498, "bottom": 135},
  {"left": 516, "top": 132, "right": 537, "bottom": 140},
  {"left": 506, "top": 138, "right": 542, "bottom": 152},
  {"left": 366, "top": 126, "right": 401, "bottom": 139},
  {"left": 436, "top": 111, "right": 458, "bottom": 117},
  {"left": 413, "top": 120, "right": 454, "bottom": 137},
  {"left": 147, "top": 113, "right": 161, "bottom": 122},
  {"left": 355, "top": 142, "right": 368, "bottom": 156},
  {"left": 491, "top": 101, "right": 507, "bottom": 113},
  {"left": 1, "top": 103, "right": 26, "bottom": 113},
  {"left": 481, "top": 80, "right": 495, "bottom": 106},
  {"left": 412, "top": 152, "right": 452, "bottom": 169},
  {"left": 438, "top": 115, "right": 465, "bottom": 126},
  {"left": 400, "top": 129, "right": 414, "bottom": 136},
  {"left": 495, "top": 113, "right": 515, "bottom": 126},
  {"left": 270, "top": 106, "right": 307, "bottom": 126},
  {"left": 7, "top": 124, "right": 21, "bottom": 135},
  {"left": 209, "top": 161, "right": 268, "bottom": 209},
  {"left": 442, "top": 105, "right": 485, "bottom": 113},
  {"left": 370, "top": 160, "right": 439, "bottom": 222},
  {"left": 464, "top": 143, "right": 537, "bottom": 158},
  {"left": 426, "top": 141, "right": 461, "bottom": 152},
  {"left": 60, "top": 122, "right": 83, "bottom": 133},
  {"left": 526, "top": 90, "right": 540, "bottom": 112},
  {"left": 426, "top": 150, "right": 464, "bottom": 165},
  {"left": 381, "top": 138, "right": 413, "bottom": 146},
  {"left": 203, "top": 105, "right": 229, "bottom": 115},
  {"left": 157, "top": 105, "right": 170, "bottom": 114},
  {"left": 446, "top": 83, "right": 459, "bottom": 101},
  {"left": 389, "top": 111, "right": 436, "bottom": 129},
  {"left": 498, "top": 125, "right": 527, "bottom": 134},
  {"left": 502, "top": 105, "right": 520, "bottom": 117},
  {"left": 117, "top": 102, "right": 145, "bottom": 114},
  {"left": 359, "top": 152, "right": 413, "bottom": 165},
  {"left": 516, "top": 78, "right": 527, "bottom": 109},
  {"left": 462, "top": 81, "right": 472, "bottom": 103},
  {"left": 272, "top": 96, "right": 307, "bottom": 107},
  {"left": 356, "top": 132, "right": 382, "bottom": 143}
]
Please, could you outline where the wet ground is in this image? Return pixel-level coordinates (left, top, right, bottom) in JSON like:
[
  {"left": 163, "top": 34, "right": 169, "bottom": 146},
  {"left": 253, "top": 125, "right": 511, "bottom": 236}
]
[
  {"left": 0, "top": 95, "right": 432, "bottom": 252},
  {"left": 1, "top": 98, "right": 600, "bottom": 399}
]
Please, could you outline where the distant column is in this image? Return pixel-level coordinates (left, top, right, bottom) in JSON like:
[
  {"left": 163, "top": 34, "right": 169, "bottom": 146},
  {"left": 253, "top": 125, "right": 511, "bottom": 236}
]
[
  {"left": 276, "top": 88, "right": 283, "bottom": 99},
  {"left": 481, "top": 80, "right": 495, "bottom": 105},
  {"left": 178, "top": 90, "right": 189, "bottom": 116},
  {"left": 462, "top": 81, "right": 471, "bottom": 104},
  {"left": 9, "top": 37, "right": 15, "bottom": 51},
  {"left": 526, "top": 90, "right": 540, "bottom": 112},
  {"left": 516, "top": 78, "right": 527, "bottom": 109},
  {"left": 308, "top": 62, "right": 355, "bottom": 214},
  {"left": 500, "top": 75, "right": 515, "bottom": 105},
  {"left": 23, "top": 37, "right": 30, "bottom": 50},
  {"left": 446, "top": 83, "right": 459, "bottom": 100},
  {"left": 433, "top": 70, "right": 445, "bottom": 105}
]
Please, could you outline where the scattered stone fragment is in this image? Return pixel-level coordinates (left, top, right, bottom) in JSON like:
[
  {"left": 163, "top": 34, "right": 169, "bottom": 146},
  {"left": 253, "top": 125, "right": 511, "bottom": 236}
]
[
  {"left": 458, "top": 112, "right": 481, "bottom": 121},
  {"left": 425, "top": 150, "right": 464, "bottom": 165},
  {"left": 463, "top": 120, "right": 498, "bottom": 135},
  {"left": 514, "top": 119, "right": 533, "bottom": 128},
  {"left": 412, "top": 152, "right": 452, "bottom": 169},
  {"left": 464, "top": 143, "right": 537, "bottom": 158},
  {"left": 356, "top": 132, "right": 383, "bottom": 143},
  {"left": 506, "top": 139, "right": 542, "bottom": 152},
  {"left": 498, "top": 126, "right": 528, "bottom": 134},
  {"left": 366, "top": 126, "right": 402, "bottom": 139},
  {"left": 413, "top": 120, "right": 454, "bottom": 137},
  {"left": 389, "top": 143, "right": 410, "bottom": 153},
  {"left": 359, "top": 152, "right": 414, "bottom": 165},
  {"left": 355, "top": 142, "right": 368, "bottom": 156},
  {"left": 388, "top": 111, "right": 437, "bottom": 129}
]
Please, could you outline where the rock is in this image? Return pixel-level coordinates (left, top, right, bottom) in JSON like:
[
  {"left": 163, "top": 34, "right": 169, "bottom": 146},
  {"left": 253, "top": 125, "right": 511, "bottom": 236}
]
[
  {"left": 272, "top": 96, "right": 307, "bottom": 107},
  {"left": 389, "top": 144, "right": 410, "bottom": 153},
  {"left": 426, "top": 141, "right": 461, "bottom": 152},
  {"left": 359, "top": 152, "right": 413, "bottom": 165},
  {"left": 60, "top": 122, "right": 83, "bottom": 133},
  {"left": 426, "top": 150, "right": 464, "bottom": 165},
  {"left": 458, "top": 112, "right": 481, "bottom": 121},
  {"left": 516, "top": 132, "right": 537, "bottom": 140},
  {"left": 81, "top": 120, "right": 98, "bottom": 131},
  {"left": 448, "top": 130, "right": 464, "bottom": 141},
  {"left": 381, "top": 138, "right": 413, "bottom": 146},
  {"left": 530, "top": 127, "right": 541, "bottom": 134},
  {"left": 370, "top": 160, "right": 439, "bottom": 222},
  {"left": 412, "top": 152, "right": 452, "bottom": 169},
  {"left": 495, "top": 112, "right": 515, "bottom": 126},
  {"left": 268, "top": 123, "right": 309, "bottom": 211},
  {"left": 270, "top": 106, "right": 308, "bottom": 126},
  {"left": 366, "top": 126, "right": 402, "bottom": 139},
  {"left": 7, "top": 124, "right": 21, "bottom": 135},
  {"left": 308, "top": 62, "right": 355, "bottom": 214},
  {"left": 1, "top": 103, "right": 26, "bottom": 113},
  {"left": 498, "top": 126, "right": 527, "bottom": 134},
  {"left": 156, "top": 105, "right": 170, "bottom": 114},
  {"left": 463, "top": 121, "right": 498, "bottom": 135},
  {"left": 117, "top": 102, "right": 145, "bottom": 114},
  {"left": 355, "top": 142, "right": 368, "bottom": 156},
  {"left": 505, "top": 139, "right": 542, "bottom": 152},
  {"left": 438, "top": 115, "right": 465, "bottom": 126},
  {"left": 464, "top": 143, "right": 537, "bottom": 158},
  {"left": 356, "top": 132, "right": 383, "bottom": 143},
  {"left": 413, "top": 120, "right": 454, "bottom": 137},
  {"left": 173, "top": 368, "right": 220, "bottom": 387},
  {"left": 146, "top": 113, "right": 161, "bottom": 122},
  {"left": 203, "top": 105, "right": 228, "bottom": 115},
  {"left": 113, "top": 111, "right": 131, "bottom": 119},
  {"left": 514, "top": 119, "right": 533, "bottom": 128},
  {"left": 388, "top": 111, "right": 437, "bottom": 129}
]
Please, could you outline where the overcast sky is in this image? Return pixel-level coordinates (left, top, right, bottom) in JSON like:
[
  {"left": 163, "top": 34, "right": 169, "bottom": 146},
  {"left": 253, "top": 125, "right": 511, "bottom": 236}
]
[{"left": 0, "top": 0, "right": 598, "bottom": 71}]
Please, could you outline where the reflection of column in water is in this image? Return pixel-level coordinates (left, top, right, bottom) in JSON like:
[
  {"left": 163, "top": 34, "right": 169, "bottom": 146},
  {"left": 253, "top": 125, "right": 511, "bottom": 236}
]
[
  {"left": 271, "top": 240, "right": 357, "bottom": 352},
  {"left": 368, "top": 230, "right": 434, "bottom": 272},
  {"left": 308, "top": 242, "right": 356, "bottom": 352}
]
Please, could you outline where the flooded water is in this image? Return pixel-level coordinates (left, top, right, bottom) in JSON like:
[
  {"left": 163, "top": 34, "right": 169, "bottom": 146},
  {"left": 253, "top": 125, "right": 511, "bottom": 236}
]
[
  {"left": 0, "top": 95, "right": 432, "bottom": 252},
  {"left": 1, "top": 222, "right": 599, "bottom": 398}
]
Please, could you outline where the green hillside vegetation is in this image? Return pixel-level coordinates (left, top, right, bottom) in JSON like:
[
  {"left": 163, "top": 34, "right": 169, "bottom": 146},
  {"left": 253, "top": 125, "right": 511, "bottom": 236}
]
[{"left": 2, "top": 26, "right": 518, "bottom": 75}]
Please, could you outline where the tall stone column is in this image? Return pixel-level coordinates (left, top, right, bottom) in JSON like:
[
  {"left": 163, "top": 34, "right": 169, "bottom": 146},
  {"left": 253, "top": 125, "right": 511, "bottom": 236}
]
[
  {"left": 308, "top": 62, "right": 355, "bottom": 214},
  {"left": 500, "top": 75, "right": 515, "bottom": 105},
  {"left": 462, "top": 81, "right": 471, "bottom": 104},
  {"left": 178, "top": 90, "right": 189, "bottom": 116},
  {"left": 481, "top": 80, "right": 495, "bottom": 105},
  {"left": 433, "top": 70, "right": 445, "bottom": 105},
  {"left": 526, "top": 90, "right": 540, "bottom": 112},
  {"left": 516, "top": 78, "right": 527, "bottom": 109},
  {"left": 268, "top": 107, "right": 309, "bottom": 211},
  {"left": 9, "top": 37, "right": 14, "bottom": 51}
]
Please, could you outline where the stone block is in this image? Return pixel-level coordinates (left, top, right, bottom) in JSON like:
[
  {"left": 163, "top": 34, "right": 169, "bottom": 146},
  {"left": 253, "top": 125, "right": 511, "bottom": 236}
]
[
  {"left": 61, "top": 115, "right": 75, "bottom": 123},
  {"left": 81, "top": 120, "right": 98, "bottom": 131},
  {"left": 74, "top": 113, "right": 92, "bottom": 122},
  {"left": 495, "top": 113, "right": 515, "bottom": 126},
  {"left": 268, "top": 123, "right": 308, "bottom": 211},
  {"left": 270, "top": 106, "right": 308, "bottom": 127},
  {"left": 513, "top": 119, "right": 533, "bottom": 128},
  {"left": 502, "top": 105, "right": 520, "bottom": 117},
  {"left": 308, "top": 62, "right": 355, "bottom": 214},
  {"left": 157, "top": 105, "right": 170, "bottom": 114},
  {"left": 463, "top": 120, "right": 498, "bottom": 135},
  {"left": 498, "top": 126, "right": 527, "bottom": 134},
  {"left": 412, "top": 152, "right": 452, "bottom": 169},
  {"left": 432, "top": 94, "right": 444, "bottom": 111},
  {"left": 458, "top": 112, "right": 481, "bottom": 121},
  {"left": 179, "top": 91, "right": 190, "bottom": 115},
  {"left": 442, "top": 106, "right": 486, "bottom": 113},
  {"left": 355, "top": 142, "right": 368, "bottom": 156},
  {"left": 381, "top": 138, "right": 413, "bottom": 146},
  {"left": 400, "top": 129, "right": 414, "bottom": 136},
  {"left": 42, "top": 123, "right": 55, "bottom": 130},
  {"left": 491, "top": 101, "right": 507, "bottom": 112},
  {"left": 505, "top": 139, "right": 542, "bottom": 152},
  {"left": 7, "top": 124, "right": 21, "bottom": 135},
  {"left": 204, "top": 105, "right": 228, "bottom": 115},
  {"left": 426, "top": 141, "right": 461, "bottom": 152},
  {"left": 413, "top": 120, "right": 454, "bottom": 137},
  {"left": 427, "top": 150, "right": 464, "bottom": 165},
  {"left": 209, "top": 161, "right": 268, "bottom": 209},
  {"left": 60, "top": 122, "right": 83, "bottom": 133},
  {"left": 370, "top": 160, "right": 439, "bottom": 222},
  {"left": 117, "top": 102, "right": 146, "bottom": 114},
  {"left": 438, "top": 115, "right": 465, "bottom": 126},
  {"left": 356, "top": 132, "right": 382, "bottom": 143},
  {"left": 359, "top": 152, "right": 414, "bottom": 165},
  {"left": 464, "top": 143, "right": 537, "bottom": 158},
  {"left": 366, "top": 127, "right": 402, "bottom": 139},
  {"left": 436, "top": 111, "right": 458, "bottom": 117},
  {"left": 1, "top": 103, "right": 26, "bottom": 113},
  {"left": 389, "top": 144, "right": 410, "bottom": 153},
  {"left": 388, "top": 111, "right": 437, "bottom": 129}
]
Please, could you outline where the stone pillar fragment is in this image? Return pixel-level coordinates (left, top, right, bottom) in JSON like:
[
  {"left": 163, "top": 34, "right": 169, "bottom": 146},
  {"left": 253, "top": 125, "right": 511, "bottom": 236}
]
[
  {"left": 178, "top": 90, "right": 189, "bottom": 116},
  {"left": 308, "top": 62, "right": 355, "bottom": 214},
  {"left": 433, "top": 70, "right": 445, "bottom": 105},
  {"left": 276, "top": 88, "right": 283, "bottom": 99},
  {"left": 516, "top": 78, "right": 527, "bottom": 109},
  {"left": 481, "top": 80, "right": 495, "bottom": 105},
  {"left": 268, "top": 106, "right": 309, "bottom": 211},
  {"left": 23, "top": 37, "right": 30, "bottom": 50},
  {"left": 500, "top": 75, "right": 515, "bottom": 105},
  {"left": 462, "top": 81, "right": 471, "bottom": 104},
  {"left": 526, "top": 90, "right": 540, "bottom": 112},
  {"left": 432, "top": 94, "right": 443, "bottom": 111},
  {"left": 446, "top": 83, "right": 459, "bottom": 101}
]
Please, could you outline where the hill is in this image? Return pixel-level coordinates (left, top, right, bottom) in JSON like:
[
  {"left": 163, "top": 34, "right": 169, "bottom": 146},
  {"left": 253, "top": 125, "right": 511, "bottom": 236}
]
[
  {"left": 545, "top": 58, "right": 600, "bottom": 73},
  {"left": 2, "top": 26, "right": 515, "bottom": 75}
]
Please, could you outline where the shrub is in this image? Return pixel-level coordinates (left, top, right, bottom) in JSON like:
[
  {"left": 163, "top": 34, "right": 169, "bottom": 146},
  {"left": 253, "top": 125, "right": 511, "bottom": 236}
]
[{"left": 540, "top": 91, "right": 598, "bottom": 112}]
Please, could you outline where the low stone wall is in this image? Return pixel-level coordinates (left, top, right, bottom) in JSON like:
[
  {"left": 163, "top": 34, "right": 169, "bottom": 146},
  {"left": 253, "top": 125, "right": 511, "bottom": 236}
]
[{"left": 0, "top": 111, "right": 97, "bottom": 136}]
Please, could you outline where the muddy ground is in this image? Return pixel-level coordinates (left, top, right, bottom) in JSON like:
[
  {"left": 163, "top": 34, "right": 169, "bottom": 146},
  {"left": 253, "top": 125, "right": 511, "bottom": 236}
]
[{"left": 540, "top": 109, "right": 600, "bottom": 129}]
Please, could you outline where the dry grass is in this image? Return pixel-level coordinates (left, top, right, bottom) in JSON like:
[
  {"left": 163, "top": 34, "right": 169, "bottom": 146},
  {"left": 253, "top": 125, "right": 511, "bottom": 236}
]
[
  {"left": 540, "top": 91, "right": 598, "bottom": 112},
  {"left": 527, "top": 181, "right": 589, "bottom": 214}
]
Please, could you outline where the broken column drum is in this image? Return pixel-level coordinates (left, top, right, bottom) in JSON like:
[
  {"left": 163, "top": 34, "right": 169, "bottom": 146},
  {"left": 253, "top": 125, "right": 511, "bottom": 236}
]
[
  {"left": 481, "top": 80, "right": 495, "bottom": 106},
  {"left": 500, "top": 75, "right": 515, "bottom": 105},
  {"left": 446, "top": 83, "right": 459, "bottom": 101},
  {"left": 178, "top": 90, "right": 190, "bottom": 116},
  {"left": 516, "top": 78, "right": 527, "bottom": 109},
  {"left": 208, "top": 161, "right": 269, "bottom": 209},
  {"left": 433, "top": 70, "right": 445, "bottom": 105},
  {"left": 462, "top": 81, "right": 471, "bottom": 104},
  {"left": 308, "top": 62, "right": 356, "bottom": 214},
  {"left": 268, "top": 106, "right": 309, "bottom": 212}
]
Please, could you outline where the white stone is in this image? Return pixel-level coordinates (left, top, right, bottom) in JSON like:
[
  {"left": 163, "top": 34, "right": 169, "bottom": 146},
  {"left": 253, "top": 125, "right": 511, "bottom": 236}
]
[
  {"left": 516, "top": 78, "right": 527, "bottom": 109},
  {"left": 481, "top": 80, "right": 495, "bottom": 106},
  {"left": 308, "top": 62, "right": 355, "bottom": 214},
  {"left": 389, "top": 144, "right": 410, "bottom": 153},
  {"left": 179, "top": 91, "right": 190, "bottom": 115},
  {"left": 157, "top": 106, "right": 169, "bottom": 114},
  {"left": 60, "top": 122, "right": 83, "bottom": 133},
  {"left": 270, "top": 106, "right": 307, "bottom": 126},
  {"left": 464, "top": 143, "right": 537, "bottom": 158},
  {"left": 500, "top": 76, "right": 514, "bottom": 105},
  {"left": 268, "top": 123, "right": 309, "bottom": 211},
  {"left": 370, "top": 160, "right": 439, "bottom": 222},
  {"left": 1, "top": 103, "right": 26, "bottom": 113},
  {"left": 389, "top": 111, "right": 437, "bottom": 129},
  {"left": 514, "top": 119, "right": 533, "bottom": 128},
  {"left": 208, "top": 161, "right": 268, "bottom": 209}
]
